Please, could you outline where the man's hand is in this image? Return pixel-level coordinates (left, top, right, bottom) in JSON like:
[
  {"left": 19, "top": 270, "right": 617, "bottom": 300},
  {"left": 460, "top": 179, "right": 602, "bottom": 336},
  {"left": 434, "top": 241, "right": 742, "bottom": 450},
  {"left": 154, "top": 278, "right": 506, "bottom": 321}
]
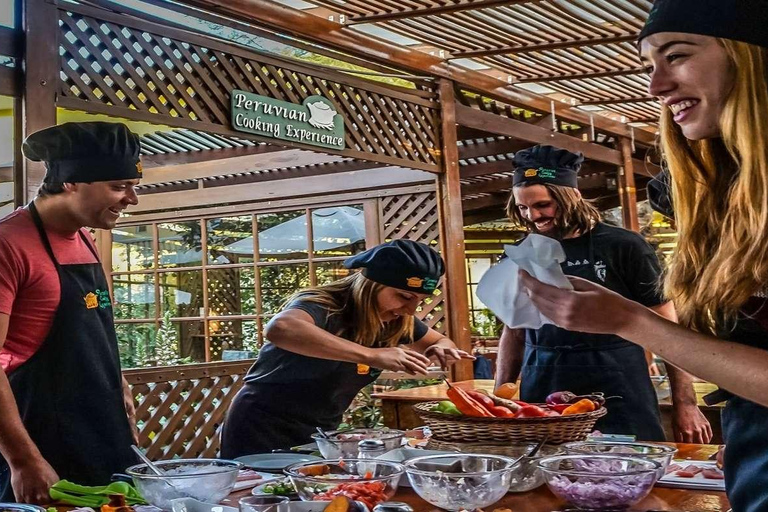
[
  {"left": 423, "top": 345, "right": 474, "bottom": 369},
  {"left": 672, "top": 403, "right": 713, "bottom": 444},
  {"left": 10, "top": 456, "right": 59, "bottom": 504},
  {"left": 122, "top": 377, "right": 139, "bottom": 444}
]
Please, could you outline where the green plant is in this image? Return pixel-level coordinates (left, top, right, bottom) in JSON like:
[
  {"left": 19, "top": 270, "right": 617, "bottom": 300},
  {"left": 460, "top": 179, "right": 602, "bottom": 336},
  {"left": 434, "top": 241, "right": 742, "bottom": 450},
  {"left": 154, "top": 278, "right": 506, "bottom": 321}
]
[
  {"left": 154, "top": 310, "right": 181, "bottom": 366},
  {"left": 340, "top": 384, "right": 383, "bottom": 429}
]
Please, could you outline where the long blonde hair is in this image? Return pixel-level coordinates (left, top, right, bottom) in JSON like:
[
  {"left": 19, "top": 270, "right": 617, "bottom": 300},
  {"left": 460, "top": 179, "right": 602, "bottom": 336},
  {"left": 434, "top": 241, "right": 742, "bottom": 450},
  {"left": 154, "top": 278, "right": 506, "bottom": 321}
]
[
  {"left": 661, "top": 39, "right": 768, "bottom": 333},
  {"left": 506, "top": 182, "right": 601, "bottom": 237},
  {"left": 284, "top": 272, "right": 415, "bottom": 347}
]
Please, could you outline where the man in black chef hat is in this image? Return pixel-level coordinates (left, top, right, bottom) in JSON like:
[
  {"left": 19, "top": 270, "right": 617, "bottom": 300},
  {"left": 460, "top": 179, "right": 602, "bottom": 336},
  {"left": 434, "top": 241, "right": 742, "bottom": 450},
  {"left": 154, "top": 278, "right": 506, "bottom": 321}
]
[
  {"left": 494, "top": 144, "right": 712, "bottom": 442},
  {"left": 0, "top": 122, "right": 141, "bottom": 503}
]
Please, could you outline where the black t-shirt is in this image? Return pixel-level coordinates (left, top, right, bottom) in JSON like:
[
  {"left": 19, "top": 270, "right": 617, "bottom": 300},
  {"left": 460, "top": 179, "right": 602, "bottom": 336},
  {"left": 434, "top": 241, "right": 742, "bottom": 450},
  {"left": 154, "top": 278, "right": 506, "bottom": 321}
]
[
  {"left": 245, "top": 298, "right": 430, "bottom": 384},
  {"left": 526, "top": 222, "right": 665, "bottom": 349}
]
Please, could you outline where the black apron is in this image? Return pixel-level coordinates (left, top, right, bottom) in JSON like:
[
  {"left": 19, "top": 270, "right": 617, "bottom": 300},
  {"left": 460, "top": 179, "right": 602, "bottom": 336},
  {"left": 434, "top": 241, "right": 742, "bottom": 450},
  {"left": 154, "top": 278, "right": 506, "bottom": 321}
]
[
  {"left": 0, "top": 202, "right": 136, "bottom": 501},
  {"left": 712, "top": 297, "right": 768, "bottom": 512},
  {"left": 519, "top": 229, "right": 665, "bottom": 441},
  {"left": 221, "top": 359, "right": 379, "bottom": 458}
]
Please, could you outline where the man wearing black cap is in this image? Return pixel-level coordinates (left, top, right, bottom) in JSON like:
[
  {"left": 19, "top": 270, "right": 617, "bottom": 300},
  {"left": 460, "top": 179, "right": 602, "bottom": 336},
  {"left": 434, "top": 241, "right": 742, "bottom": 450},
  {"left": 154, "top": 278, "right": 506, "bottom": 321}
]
[
  {"left": 0, "top": 122, "right": 141, "bottom": 503},
  {"left": 494, "top": 144, "right": 711, "bottom": 442}
]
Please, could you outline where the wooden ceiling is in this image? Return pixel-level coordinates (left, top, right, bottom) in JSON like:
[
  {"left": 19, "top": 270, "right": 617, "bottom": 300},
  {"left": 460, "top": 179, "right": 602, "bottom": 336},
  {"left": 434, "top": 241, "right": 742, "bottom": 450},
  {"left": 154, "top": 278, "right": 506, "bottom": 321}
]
[{"left": 293, "top": 0, "right": 659, "bottom": 129}]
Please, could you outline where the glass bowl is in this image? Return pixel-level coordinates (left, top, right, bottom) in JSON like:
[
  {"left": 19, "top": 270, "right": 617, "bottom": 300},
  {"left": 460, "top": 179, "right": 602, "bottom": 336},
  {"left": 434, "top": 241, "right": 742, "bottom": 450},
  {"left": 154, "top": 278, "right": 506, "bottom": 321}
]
[
  {"left": 538, "top": 454, "right": 660, "bottom": 510},
  {"left": 126, "top": 459, "right": 243, "bottom": 511},
  {"left": 404, "top": 454, "right": 521, "bottom": 511},
  {"left": 284, "top": 459, "right": 404, "bottom": 510},
  {"left": 311, "top": 429, "right": 405, "bottom": 459},
  {"left": 502, "top": 444, "right": 565, "bottom": 493},
  {"left": 564, "top": 441, "right": 677, "bottom": 476}
]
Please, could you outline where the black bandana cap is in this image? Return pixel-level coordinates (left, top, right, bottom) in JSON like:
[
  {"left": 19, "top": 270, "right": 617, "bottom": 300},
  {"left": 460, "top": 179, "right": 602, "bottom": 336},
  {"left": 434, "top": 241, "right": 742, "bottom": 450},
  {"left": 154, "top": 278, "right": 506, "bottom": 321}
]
[
  {"left": 343, "top": 239, "right": 444, "bottom": 294},
  {"left": 647, "top": 169, "right": 674, "bottom": 220},
  {"left": 22, "top": 122, "right": 142, "bottom": 184},
  {"left": 639, "top": 0, "right": 768, "bottom": 49},
  {"left": 512, "top": 144, "right": 583, "bottom": 189}
]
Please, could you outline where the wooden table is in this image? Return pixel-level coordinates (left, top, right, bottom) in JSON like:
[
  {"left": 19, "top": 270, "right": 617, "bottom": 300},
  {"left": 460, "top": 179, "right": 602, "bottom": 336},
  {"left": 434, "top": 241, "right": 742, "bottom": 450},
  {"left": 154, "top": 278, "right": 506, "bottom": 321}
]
[
  {"left": 225, "top": 444, "right": 729, "bottom": 511},
  {"left": 374, "top": 380, "right": 725, "bottom": 444}
]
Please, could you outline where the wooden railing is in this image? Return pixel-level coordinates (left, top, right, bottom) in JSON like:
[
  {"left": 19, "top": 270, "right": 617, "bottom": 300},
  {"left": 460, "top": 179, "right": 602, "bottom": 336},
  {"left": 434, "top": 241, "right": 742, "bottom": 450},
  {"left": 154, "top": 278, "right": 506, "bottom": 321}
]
[{"left": 123, "top": 360, "right": 253, "bottom": 461}]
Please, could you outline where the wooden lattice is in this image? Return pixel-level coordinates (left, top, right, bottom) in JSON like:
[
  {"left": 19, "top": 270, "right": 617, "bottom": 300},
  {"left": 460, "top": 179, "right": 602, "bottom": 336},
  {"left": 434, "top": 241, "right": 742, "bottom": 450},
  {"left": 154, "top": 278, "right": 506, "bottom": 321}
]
[
  {"left": 56, "top": 4, "right": 439, "bottom": 170},
  {"left": 379, "top": 192, "right": 445, "bottom": 333},
  {"left": 125, "top": 360, "right": 252, "bottom": 460}
]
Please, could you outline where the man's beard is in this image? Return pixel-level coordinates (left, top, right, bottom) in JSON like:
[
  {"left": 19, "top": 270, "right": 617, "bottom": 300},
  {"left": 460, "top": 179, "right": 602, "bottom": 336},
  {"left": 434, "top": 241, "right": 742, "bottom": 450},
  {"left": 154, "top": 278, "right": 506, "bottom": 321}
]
[{"left": 525, "top": 218, "right": 568, "bottom": 240}]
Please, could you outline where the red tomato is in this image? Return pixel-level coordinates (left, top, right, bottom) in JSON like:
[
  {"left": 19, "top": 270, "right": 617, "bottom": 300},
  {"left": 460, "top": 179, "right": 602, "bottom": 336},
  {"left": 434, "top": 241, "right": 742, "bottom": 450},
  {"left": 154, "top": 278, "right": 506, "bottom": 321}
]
[
  {"left": 488, "top": 405, "right": 515, "bottom": 418},
  {"left": 514, "top": 405, "right": 548, "bottom": 418}
]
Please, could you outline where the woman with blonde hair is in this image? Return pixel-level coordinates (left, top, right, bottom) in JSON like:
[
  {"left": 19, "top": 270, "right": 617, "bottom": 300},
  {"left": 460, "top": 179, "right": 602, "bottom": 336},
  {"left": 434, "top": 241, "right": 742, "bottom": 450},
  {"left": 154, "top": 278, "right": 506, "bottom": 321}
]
[
  {"left": 221, "top": 239, "right": 472, "bottom": 457},
  {"left": 520, "top": 1, "right": 768, "bottom": 508}
]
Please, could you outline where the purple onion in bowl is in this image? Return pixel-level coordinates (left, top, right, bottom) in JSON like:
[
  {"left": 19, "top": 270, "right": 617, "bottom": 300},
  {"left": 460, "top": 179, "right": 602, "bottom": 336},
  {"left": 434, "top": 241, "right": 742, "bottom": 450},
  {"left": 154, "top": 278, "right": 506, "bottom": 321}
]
[{"left": 538, "top": 455, "right": 660, "bottom": 510}]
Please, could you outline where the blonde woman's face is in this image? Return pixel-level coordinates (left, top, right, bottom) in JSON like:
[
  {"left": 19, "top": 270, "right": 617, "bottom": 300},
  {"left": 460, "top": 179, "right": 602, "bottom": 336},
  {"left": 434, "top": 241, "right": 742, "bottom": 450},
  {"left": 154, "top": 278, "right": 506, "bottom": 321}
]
[
  {"left": 640, "top": 33, "right": 734, "bottom": 140},
  {"left": 376, "top": 287, "right": 428, "bottom": 322}
]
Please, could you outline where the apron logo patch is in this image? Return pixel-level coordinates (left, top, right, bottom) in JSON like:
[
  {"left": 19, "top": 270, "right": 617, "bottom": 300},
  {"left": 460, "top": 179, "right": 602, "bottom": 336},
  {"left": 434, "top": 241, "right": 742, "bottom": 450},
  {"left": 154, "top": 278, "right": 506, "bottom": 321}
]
[
  {"left": 357, "top": 364, "right": 370, "bottom": 375},
  {"left": 84, "top": 292, "right": 98, "bottom": 309},
  {"left": 85, "top": 290, "right": 112, "bottom": 309},
  {"left": 594, "top": 261, "right": 607, "bottom": 282}
]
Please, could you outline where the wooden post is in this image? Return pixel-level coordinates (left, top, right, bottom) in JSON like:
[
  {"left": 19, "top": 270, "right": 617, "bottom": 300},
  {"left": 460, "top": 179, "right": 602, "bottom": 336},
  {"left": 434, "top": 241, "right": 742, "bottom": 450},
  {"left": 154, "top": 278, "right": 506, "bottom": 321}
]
[
  {"left": 22, "top": 0, "right": 58, "bottom": 202},
  {"left": 617, "top": 137, "right": 640, "bottom": 232},
  {"left": 436, "top": 79, "right": 473, "bottom": 381}
]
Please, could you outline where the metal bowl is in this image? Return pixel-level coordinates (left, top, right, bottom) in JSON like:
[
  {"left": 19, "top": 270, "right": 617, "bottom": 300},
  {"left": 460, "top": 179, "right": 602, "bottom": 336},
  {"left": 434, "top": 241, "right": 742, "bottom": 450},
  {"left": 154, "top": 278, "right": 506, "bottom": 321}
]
[
  {"left": 404, "top": 454, "right": 520, "bottom": 511},
  {"left": 126, "top": 458, "right": 243, "bottom": 511},
  {"left": 310, "top": 429, "right": 405, "bottom": 459}
]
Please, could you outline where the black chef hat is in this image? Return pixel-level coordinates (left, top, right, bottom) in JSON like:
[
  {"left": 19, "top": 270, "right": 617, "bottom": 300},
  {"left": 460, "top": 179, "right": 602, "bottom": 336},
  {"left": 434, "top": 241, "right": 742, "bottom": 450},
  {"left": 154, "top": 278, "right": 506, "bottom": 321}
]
[
  {"left": 647, "top": 169, "right": 675, "bottom": 220},
  {"left": 343, "top": 239, "right": 444, "bottom": 294},
  {"left": 639, "top": 0, "right": 768, "bottom": 49},
  {"left": 22, "top": 122, "right": 142, "bottom": 184},
  {"left": 513, "top": 145, "right": 583, "bottom": 189}
]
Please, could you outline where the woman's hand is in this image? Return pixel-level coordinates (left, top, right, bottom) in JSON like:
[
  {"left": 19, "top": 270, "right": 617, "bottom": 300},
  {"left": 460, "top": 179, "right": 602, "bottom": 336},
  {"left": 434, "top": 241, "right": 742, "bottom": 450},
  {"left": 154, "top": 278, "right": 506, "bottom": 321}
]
[
  {"left": 518, "top": 271, "right": 642, "bottom": 336},
  {"left": 368, "top": 347, "right": 432, "bottom": 375},
  {"left": 424, "top": 345, "right": 475, "bottom": 369}
]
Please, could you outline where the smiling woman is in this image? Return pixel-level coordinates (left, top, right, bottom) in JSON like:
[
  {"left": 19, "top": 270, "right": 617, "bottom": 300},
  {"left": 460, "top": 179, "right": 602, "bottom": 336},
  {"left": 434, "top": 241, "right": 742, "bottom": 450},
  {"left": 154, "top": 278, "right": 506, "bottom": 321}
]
[{"left": 518, "top": 1, "right": 768, "bottom": 510}]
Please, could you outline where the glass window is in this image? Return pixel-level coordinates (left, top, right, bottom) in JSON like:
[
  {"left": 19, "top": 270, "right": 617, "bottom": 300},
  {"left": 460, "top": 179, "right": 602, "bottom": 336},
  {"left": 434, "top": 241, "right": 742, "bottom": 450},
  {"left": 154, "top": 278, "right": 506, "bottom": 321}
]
[
  {"left": 259, "top": 263, "right": 310, "bottom": 314},
  {"left": 113, "top": 273, "right": 155, "bottom": 319},
  {"left": 112, "top": 225, "right": 154, "bottom": 272},
  {"left": 158, "top": 221, "right": 202, "bottom": 268},
  {"left": 112, "top": 203, "right": 367, "bottom": 364},
  {"left": 115, "top": 323, "right": 158, "bottom": 369},
  {"left": 0, "top": 100, "right": 14, "bottom": 218},
  {"left": 257, "top": 210, "right": 308, "bottom": 261},
  {"left": 0, "top": 1, "right": 13, "bottom": 29},
  {"left": 207, "top": 216, "right": 253, "bottom": 265},
  {"left": 315, "top": 260, "right": 351, "bottom": 286},
  {"left": 159, "top": 270, "right": 203, "bottom": 317},
  {"left": 311, "top": 205, "right": 367, "bottom": 257},
  {"left": 207, "top": 267, "right": 256, "bottom": 316}
]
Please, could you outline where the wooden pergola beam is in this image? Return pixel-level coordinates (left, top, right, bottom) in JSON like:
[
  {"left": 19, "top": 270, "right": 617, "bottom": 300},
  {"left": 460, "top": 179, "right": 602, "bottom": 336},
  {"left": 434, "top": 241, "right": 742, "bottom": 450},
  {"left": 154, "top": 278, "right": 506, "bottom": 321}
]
[
  {"left": 462, "top": 193, "right": 508, "bottom": 212},
  {"left": 463, "top": 208, "right": 508, "bottom": 225},
  {"left": 450, "top": 34, "right": 637, "bottom": 59},
  {"left": 346, "top": 0, "right": 536, "bottom": 24},
  {"left": 456, "top": 102, "right": 622, "bottom": 165},
  {"left": 580, "top": 96, "right": 656, "bottom": 106},
  {"left": 0, "top": 26, "right": 22, "bottom": 58},
  {"left": 0, "top": 65, "right": 19, "bottom": 97},
  {"left": 141, "top": 143, "right": 287, "bottom": 168},
  {"left": 515, "top": 67, "right": 645, "bottom": 84},
  {"left": 461, "top": 177, "right": 513, "bottom": 197},
  {"left": 173, "top": 0, "right": 656, "bottom": 146}
]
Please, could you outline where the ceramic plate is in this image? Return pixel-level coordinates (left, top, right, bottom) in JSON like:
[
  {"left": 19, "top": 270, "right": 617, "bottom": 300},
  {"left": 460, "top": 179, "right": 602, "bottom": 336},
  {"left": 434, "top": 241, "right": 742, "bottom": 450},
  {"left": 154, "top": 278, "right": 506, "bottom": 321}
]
[{"left": 235, "top": 453, "right": 323, "bottom": 473}]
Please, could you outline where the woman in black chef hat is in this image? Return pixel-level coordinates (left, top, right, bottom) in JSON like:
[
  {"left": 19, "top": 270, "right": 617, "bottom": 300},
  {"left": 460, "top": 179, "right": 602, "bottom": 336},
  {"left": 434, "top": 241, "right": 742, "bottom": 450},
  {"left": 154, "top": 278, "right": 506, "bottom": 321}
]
[
  {"left": 518, "top": 1, "right": 768, "bottom": 509},
  {"left": 221, "top": 239, "right": 473, "bottom": 457}
]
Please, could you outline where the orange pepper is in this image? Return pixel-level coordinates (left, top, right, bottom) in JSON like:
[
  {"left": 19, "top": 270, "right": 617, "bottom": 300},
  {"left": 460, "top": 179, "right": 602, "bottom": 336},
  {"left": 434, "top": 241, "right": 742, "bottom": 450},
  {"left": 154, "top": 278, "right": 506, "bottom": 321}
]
[{"left": 562, "top": 398, "right": 597, "bottom": 415}]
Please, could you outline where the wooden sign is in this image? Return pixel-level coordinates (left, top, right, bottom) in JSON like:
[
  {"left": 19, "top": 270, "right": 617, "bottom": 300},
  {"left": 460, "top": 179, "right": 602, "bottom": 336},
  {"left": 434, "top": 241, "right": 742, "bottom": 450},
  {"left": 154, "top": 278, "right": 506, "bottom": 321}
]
[{"left": 231, "top": 89, "right": 345, "bottom": 150}]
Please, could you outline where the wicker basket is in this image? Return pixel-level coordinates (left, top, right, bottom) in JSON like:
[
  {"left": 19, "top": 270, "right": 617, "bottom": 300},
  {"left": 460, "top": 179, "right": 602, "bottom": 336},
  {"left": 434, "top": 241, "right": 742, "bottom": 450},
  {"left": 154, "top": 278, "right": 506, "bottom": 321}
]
[{"left": 413, "top": 401, "right": 606, "bottom": 444}]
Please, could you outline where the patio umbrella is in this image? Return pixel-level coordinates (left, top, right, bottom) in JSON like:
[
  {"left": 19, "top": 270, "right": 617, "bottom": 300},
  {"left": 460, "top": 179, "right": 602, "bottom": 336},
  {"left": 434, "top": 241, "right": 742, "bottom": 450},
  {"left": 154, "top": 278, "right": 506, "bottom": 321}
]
[{"left": 223, "top": 206, "right": 366, "bottom": 255}]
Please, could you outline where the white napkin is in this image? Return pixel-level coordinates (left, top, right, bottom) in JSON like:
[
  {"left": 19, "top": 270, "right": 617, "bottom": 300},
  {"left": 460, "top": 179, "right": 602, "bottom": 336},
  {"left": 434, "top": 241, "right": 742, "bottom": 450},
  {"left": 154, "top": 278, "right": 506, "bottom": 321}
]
[{"left": 476, "top": 234, "right": 572, "bottom": 329}]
